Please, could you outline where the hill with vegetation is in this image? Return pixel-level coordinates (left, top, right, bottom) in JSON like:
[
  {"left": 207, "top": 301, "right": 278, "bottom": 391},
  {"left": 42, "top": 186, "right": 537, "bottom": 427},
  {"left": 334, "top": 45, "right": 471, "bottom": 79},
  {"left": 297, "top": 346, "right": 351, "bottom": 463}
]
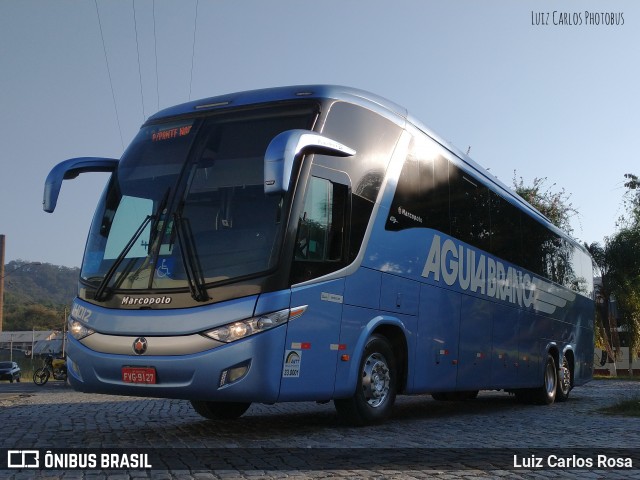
[{"left": 2, "top": 261, "right": 78, "bottom": 331}]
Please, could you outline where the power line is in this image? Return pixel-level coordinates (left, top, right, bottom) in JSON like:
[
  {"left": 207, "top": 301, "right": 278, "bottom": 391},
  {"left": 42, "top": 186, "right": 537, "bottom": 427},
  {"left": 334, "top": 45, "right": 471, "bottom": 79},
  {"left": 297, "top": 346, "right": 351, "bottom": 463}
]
[
  {"left": 152, "top": 0, "right": 160, "bottom": 111},
  {"left": 132, "top": 0, "right": 146, "bottom": 121},
  {"left": 189, "top": 0, "right": 199, "bottom": 100},
  {"left": 94, "top": 0, "right": 124, "bottom": 149}
]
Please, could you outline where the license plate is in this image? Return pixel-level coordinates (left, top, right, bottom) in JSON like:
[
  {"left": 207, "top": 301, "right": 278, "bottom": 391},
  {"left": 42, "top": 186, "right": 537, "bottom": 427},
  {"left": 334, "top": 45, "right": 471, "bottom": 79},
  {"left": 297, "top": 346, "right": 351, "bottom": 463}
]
[{"left": 122, "top": 367, "right": 156, "bottom": 384}]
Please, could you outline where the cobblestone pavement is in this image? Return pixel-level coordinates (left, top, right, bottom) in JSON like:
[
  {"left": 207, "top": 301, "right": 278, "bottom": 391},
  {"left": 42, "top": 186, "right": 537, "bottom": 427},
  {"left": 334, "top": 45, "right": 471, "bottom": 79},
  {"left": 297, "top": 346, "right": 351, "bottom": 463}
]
[{"left": 1, "top": 379, "right": 639, "bottom": 479}]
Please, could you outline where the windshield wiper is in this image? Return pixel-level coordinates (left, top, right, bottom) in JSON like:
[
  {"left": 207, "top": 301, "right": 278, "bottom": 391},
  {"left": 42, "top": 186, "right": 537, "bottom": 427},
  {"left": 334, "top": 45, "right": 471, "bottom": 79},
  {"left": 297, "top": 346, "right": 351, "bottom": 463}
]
[
  {"left": 173, "top": 211, "right": 209, "bottom": 302},
  {"left": 95, "top": 188, "right": 174, "bottom": 301},
  {"left": 148, "top": 188, "right": 172, "bottom": 248},
  {"left": 94, "top": 214, "right": 153, "bottom": 301}
]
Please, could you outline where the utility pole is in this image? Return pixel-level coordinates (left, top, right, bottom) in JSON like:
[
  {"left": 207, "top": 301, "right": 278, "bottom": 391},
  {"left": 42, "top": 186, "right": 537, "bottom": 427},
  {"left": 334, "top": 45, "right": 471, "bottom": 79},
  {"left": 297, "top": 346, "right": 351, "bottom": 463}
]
[
  {"left": 62, "top": 306, "right": 67, "bottom": 356},
  {"left": 0, "top": 234, "right": 5, "bottom": 333}
]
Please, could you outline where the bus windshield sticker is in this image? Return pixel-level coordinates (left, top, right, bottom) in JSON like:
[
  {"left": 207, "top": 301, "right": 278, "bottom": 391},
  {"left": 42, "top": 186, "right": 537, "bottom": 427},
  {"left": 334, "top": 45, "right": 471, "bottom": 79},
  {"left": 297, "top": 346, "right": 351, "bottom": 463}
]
[{"left": 282, "top": 350, "right": 301, "bottom": 378}]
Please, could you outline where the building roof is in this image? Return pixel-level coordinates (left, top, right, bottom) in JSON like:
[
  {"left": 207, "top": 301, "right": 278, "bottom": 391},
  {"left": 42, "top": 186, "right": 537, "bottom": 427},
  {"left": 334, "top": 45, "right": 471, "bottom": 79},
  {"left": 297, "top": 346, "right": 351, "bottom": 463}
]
[{"left": 0, "top": 330, "right": 60, "bottom": 343}]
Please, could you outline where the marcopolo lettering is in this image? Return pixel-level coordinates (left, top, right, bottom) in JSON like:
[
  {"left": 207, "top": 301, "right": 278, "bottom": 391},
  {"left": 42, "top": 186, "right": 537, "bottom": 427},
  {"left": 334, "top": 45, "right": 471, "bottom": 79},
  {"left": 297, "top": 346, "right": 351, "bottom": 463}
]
[
  {"left": 121, "top": 296, "right": 172, "bottom": 306},
  {"left": 421, "top": 234, "right": 575, "bottom": 314}
]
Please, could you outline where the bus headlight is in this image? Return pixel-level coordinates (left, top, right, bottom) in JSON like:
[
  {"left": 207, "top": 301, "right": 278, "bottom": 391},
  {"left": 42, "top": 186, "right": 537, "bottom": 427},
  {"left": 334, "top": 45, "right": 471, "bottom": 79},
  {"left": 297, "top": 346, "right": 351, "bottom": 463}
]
[
  {"left": 68, "top": 318, "right": 95, "bottom": 340},
  {"left": 203, "top": 305, "right": 307, "bottom": 343}
]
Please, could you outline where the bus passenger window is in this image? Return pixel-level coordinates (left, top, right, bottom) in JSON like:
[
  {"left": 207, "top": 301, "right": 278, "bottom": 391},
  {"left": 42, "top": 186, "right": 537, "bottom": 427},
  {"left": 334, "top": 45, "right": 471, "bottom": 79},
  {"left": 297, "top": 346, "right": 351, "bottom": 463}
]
[
  {"left": 385, "top": 154, "right": 421, "bottom": 231},
  {"left": 520, "top": 214, "right": 547, "bottom": 277},
  {"left": 489, "top": 192, "right": 522, "bottom": 266},
  {"left": 449, "top": 165, "right": 490, "bottom": 252},
  {"left": 424, "top": 155, "right": 451, "bottom": 234},
  {"left": 385, "top": 137, "right": 450, "bottom": 235}
]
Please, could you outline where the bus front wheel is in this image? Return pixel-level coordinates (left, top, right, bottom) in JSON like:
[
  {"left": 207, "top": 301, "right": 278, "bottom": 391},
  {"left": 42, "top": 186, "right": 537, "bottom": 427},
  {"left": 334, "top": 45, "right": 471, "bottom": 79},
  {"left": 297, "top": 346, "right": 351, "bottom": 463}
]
[
  {"left": 334, "top": 334, "right": 397, "bottom": 426},
  {"left": 190, "top": 401, "right": 251, "bottom": 420}
]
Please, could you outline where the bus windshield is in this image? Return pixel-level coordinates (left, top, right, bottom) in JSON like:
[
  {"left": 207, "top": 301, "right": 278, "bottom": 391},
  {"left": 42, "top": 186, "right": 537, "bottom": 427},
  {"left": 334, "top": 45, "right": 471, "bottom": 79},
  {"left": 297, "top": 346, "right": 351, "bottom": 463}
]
[{"left": 81, "top": 105, "right": 317, "bottom": 298}]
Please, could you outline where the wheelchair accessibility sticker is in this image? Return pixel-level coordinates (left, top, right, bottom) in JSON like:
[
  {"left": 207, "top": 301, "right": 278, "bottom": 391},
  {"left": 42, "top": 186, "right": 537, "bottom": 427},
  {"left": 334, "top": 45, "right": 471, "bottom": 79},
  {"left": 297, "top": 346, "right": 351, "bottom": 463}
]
[{"left": 155, "top": 258, "right": 174, "bottom": 278}]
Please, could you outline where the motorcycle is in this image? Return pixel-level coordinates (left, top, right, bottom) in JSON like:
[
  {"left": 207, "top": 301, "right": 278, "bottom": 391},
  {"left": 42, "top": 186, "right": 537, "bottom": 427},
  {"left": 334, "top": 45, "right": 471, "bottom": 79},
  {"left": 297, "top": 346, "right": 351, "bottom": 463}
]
[{"left": 33, "top": 355, "right": 67, "bottom": 385}]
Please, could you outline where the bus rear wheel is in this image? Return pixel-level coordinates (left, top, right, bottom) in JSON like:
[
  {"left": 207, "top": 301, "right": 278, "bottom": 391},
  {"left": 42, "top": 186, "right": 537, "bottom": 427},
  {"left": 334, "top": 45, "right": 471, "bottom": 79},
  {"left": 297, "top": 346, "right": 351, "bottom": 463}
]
[
  {"left": 190, "top": 401, "right": 251, "bottom": 420},
  {"left": 533, "top": 354, "right": 558, "bottom": 405},
  {"left": 514, "top": 355, "right": 558, "bottom": 405},
  {"left": 334, "top": 334, "right": 397, "bottom": 426},
  {"left": 556, "top": 353, "right": 572, "bottom": 402}
]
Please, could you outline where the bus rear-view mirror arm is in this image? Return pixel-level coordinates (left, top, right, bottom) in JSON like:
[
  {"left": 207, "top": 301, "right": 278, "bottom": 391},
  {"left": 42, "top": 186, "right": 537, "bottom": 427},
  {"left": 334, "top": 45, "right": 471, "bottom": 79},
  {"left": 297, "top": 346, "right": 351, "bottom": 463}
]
[
  {"left": 43, "top": 157, "right": 118, "bottom": 213},
  {"left": 264, "top": 129, "right": 356, "bottom": 195}
]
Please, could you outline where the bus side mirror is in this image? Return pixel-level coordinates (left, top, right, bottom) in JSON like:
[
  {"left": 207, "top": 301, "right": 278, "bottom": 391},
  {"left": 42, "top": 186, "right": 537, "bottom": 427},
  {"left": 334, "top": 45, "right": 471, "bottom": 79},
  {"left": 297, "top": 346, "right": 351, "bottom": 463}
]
[
  {"left": 43, "top": 157, "right": 118, "bottom": 213},
  {"left": 264, "top": 129, "right": 356, "bottom": 195}
]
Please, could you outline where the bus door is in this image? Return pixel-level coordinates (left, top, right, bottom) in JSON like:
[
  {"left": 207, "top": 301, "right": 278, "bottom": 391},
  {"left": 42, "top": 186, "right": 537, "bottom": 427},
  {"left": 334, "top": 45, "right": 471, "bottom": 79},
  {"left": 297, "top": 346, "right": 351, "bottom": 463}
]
[
  {"left": 279, "top": 279, "right": 345, "bottom": 400},
  {"left": 279, "top": 172, "right": 350, "bottom": 401}
]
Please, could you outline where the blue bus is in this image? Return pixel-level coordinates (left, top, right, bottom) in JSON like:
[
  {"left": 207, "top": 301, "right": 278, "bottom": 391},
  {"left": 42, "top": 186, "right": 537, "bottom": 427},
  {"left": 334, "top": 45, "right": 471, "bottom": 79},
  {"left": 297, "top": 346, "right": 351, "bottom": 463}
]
[{"left": 44, "top": 85, "right": 594, "bottom": 425}]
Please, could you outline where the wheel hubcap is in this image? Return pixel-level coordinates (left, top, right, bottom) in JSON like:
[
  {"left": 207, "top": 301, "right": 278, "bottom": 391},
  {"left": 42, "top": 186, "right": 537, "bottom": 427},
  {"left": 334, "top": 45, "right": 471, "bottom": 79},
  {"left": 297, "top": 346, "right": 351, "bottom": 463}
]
[{"left": 361, "top": 353, "right": 390, "bottom": 408}]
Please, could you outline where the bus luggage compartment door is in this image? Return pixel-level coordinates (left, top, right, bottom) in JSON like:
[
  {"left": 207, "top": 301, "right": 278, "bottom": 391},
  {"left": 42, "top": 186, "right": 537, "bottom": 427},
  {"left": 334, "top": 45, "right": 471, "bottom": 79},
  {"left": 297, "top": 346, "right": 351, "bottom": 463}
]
[
  {"left": 456, "top": 296, "right": 492, "bottom": 390},
  {"left": 415, "top": 285, "right": 460, "bottom": 392}
]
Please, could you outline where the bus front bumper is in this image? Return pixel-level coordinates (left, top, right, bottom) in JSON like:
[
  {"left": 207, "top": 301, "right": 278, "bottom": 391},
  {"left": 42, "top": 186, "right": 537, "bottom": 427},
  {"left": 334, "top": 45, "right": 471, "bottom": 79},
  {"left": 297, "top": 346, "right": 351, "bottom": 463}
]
[{"left": 65, "top": 326, "right": 287, "bottom": 403}]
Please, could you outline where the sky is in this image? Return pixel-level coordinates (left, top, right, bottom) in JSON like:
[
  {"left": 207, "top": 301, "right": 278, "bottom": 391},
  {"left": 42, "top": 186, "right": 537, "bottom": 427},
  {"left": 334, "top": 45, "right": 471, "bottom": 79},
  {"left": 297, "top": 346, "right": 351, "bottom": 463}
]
[{"left": 0, "top": 0, "right": 638, "bottom": 268}]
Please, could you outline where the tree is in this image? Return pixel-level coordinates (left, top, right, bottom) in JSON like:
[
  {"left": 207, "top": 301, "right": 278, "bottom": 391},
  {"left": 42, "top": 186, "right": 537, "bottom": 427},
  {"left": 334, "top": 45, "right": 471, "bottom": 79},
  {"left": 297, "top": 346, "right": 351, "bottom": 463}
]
[
  {"left": 589, "top": 173, "right": 640, "bottom": 375},
  {"left": 587, "top": 241, "right": 619, "bottom": 374},
  {"left": 588, "top": 233, "right": 640, "bottom": 375},
  {"left": 619, "top": 173, "right": 640, "bottom": 228},
  {"left": 3, "top": 304, "right": 65, "bottom": 331},
  {"left": 2, "top": 261, "right": 77, "bottom": 331},
  {"left": 605, "top": 227, "right": 640, "bottom": 375},
  {"left": 513, "top": 173, "right": 578, "bottom": 235},
  {"left": 513, "top": 173, "right": 640, "bottom": 376}
]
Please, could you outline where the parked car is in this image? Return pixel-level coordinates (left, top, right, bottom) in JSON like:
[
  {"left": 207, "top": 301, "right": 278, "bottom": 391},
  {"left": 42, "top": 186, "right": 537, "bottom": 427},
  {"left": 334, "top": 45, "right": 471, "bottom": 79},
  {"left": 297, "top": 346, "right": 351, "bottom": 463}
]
[{"left": 0, "top": 361, "right": 21, "bottom": 382}]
